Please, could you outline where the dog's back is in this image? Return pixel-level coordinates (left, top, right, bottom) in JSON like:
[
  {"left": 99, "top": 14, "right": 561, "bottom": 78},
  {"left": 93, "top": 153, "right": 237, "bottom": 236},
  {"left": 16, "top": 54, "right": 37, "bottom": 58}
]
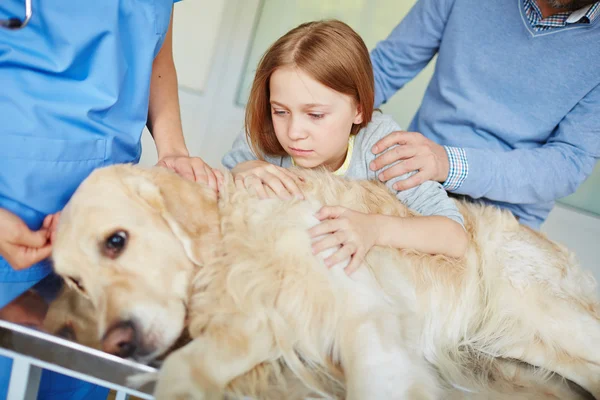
[{"left": 185, "top": 168, "right": 598, "bottom": 399}]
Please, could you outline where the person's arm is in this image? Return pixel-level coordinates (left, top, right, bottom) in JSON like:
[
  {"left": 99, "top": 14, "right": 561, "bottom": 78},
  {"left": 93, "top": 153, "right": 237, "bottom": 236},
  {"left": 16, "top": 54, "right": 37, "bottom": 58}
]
[
  {"left": 374, "top": 154, "right": 467, "bottom": 259},
  {"left": 371, "top": 0, "right": 456, "bottom": 107},
  {"left": 373, "top": 214, "right": 466, "bottom": 258},
  {"left": 371, "top": 82, "right": 600, "bottom": 205},
  {"left": 147, "top": 10, "right": 187, "bottom": 160},
  {"left": 450, "top": 83, "right": 600, "bottom": 204},
  {"left": 310, "top": 205, "right": 466, "bottom": 276},
  {"left": 148, "top": 9, "right": 217, "bottom": 188},
  {"left": 310, "top": 115, "right": 468, "bottom": 274},
  {"left": 382, "top": 176, "right": 467, "bottom": 258},
  {"left": 367, "top": 116, "right": 467, "bottom": 256}
]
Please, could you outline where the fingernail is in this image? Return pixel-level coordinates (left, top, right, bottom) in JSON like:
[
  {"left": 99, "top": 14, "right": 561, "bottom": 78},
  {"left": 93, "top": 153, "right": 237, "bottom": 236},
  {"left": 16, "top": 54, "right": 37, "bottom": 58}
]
[
  {"left": 378, "top": 173, "right": 384, "bottom": 180},
  {"left": 370, "top": 162, "right": 376, "bottom": 170},
  {"left": 372, "top": 145, "right": 378, "bottom": 153}
]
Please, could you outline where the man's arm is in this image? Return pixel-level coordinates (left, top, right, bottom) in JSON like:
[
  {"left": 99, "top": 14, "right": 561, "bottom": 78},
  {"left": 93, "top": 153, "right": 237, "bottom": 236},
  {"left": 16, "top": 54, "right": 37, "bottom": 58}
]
[
  {"left": 147, "top": 9, "right": 188, "bottom": 160},
  {"left": 371, "top": 0, "right": 456, "bottom": 107},
  {"left": 453, "top": 83, "right": 600, "bottom": 204}
]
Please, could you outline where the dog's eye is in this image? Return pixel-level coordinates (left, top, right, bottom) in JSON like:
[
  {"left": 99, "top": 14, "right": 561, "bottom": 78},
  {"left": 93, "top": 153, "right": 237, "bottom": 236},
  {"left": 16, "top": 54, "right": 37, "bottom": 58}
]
[
  {"left": 67, "top": 277, "right": 85, "bottom": 293},
  {"left": 103, "top": 230, "right": 128, "bottom": 259}
]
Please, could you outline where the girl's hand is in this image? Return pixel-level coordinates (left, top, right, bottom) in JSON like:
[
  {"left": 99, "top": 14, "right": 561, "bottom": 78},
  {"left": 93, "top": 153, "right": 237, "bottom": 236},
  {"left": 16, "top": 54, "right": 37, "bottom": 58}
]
[
  {"left": 232, "top": 160, "right": 304, "bottom": 200},
  {"left": 308, "top": 206, "right": 379, "bottom": 275}
]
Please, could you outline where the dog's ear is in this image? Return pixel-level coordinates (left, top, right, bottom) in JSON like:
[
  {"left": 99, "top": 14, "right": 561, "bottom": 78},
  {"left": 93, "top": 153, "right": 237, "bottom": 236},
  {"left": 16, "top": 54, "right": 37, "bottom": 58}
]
[{"left": 122, "top": 167, "right": 220, "bottom": 266}]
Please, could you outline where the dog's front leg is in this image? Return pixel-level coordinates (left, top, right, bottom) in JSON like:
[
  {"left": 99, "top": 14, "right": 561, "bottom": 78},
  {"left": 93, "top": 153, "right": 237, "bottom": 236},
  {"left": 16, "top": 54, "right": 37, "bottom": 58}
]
[
  {"left": 153, "top": 315, "right": 276, "bottom": 400},
  {"left": 341, "top": 315, "right": 440, "bottom": 400}
]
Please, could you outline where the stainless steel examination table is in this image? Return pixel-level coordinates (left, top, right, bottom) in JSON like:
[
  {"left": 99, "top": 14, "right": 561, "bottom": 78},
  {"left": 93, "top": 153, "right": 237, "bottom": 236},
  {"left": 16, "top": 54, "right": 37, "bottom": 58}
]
[{"left": 0, "top": 276, "right": 155, "bottom": 400}]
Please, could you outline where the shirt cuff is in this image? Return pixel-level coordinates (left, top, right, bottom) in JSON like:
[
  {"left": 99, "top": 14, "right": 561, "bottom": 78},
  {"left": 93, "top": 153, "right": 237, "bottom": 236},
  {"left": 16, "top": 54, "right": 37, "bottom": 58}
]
[{"left": 442, "top": 146, "right": 469, "bottom": 191}]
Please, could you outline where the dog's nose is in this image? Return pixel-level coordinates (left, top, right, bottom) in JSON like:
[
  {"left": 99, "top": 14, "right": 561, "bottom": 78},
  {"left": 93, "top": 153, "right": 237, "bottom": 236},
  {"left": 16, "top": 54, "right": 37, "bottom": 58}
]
[{"left": 101, "top": 320, "right": 138, "bottom": 358}]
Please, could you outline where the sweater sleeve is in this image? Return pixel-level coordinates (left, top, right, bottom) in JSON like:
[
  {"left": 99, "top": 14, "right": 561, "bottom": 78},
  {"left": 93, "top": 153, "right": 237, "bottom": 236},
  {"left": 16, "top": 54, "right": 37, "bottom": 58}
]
[
  {"left": 361, "top": 116, "right": 465, "bottom": 227},
  {"left": 371, "top": 0, "right": 456, "bottom": 108},
  {"left": 221, "top": 129, "right": 258, "bottom": 170},
  {"left": 454, "top": 83, "right": 600, "bottom": 204}
]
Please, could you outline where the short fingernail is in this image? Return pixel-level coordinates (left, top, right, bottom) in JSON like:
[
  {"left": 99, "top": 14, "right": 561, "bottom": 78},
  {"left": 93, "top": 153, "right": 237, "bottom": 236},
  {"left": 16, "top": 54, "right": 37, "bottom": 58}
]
[
  {"left": 394, "top": 184, "right": 400, "bottom": 190},
  {"left": 372, "top": 145, "right": 378, "bottom": 153},
  {"left": 378, "top": 173, "right": 384, "bottom": 180},
  {"left": 370, "top": 162, "right": 376, "bottom": 170}
]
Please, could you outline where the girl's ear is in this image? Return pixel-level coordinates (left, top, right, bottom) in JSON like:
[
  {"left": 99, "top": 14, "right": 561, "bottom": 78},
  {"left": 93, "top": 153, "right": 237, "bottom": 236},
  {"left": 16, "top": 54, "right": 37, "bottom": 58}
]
[{"left": 353, "top": 103, "right": 364, "bottom": 125}]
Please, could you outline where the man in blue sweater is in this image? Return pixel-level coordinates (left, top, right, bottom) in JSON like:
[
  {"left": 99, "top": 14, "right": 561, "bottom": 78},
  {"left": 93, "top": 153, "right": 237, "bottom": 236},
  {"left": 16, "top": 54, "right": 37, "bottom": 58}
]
[{"left": 369, "top": 0, "right": 600, "bottom": 229}]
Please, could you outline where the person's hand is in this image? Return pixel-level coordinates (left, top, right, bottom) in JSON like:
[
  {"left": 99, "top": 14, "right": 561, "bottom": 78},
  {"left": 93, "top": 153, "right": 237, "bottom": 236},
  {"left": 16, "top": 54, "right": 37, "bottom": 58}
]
[
  {"left": 232, "top": 160, "right": 304, "bottom": 200},
  {"left": 0, "top": 208, "right": 52, "bottom": 271},
  {"left": 42, "top": 212, "right": 61, "bottom": 245},
  {"left": 369, "top": 131, "right": 449, "bottom": 191},
  {"left": 157, "top": 155, "right": 222, "bottom": 193},
  {"left": 308, "top": 206, "right": 379, "bottom": 275}
]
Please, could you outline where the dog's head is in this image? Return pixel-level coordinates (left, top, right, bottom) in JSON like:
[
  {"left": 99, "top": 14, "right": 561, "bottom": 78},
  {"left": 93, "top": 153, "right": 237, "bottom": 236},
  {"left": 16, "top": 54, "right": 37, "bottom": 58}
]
[
  {"left": 42, "top": 285, "right": 101, "bottom": 349},
  {"left": 52, "top": 164, "right": 220, "bottom": 362}
]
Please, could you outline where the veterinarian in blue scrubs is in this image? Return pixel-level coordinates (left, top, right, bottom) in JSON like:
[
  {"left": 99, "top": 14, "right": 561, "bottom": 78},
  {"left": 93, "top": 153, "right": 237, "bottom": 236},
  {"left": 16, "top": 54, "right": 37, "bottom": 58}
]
[{"left": 0, "top": 1, "right": 215, "bottom": 398}]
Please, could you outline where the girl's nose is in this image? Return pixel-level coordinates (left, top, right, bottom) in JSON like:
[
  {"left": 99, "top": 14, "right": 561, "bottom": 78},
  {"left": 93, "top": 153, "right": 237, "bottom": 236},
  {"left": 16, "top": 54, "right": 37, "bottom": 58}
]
[{"left": 287, "top": 116, "right": 308, "bottom": 140}]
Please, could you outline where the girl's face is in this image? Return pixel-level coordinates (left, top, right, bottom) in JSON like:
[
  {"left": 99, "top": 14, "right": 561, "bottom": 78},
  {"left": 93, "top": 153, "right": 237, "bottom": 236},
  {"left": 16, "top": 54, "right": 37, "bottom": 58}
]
[{"left": 269, "top": 66, "right": 363, "bottom": 171}]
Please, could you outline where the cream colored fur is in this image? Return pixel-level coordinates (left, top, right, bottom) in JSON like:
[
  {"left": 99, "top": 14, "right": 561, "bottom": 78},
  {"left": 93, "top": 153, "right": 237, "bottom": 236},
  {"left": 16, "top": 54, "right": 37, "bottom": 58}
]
[{"left": 52, "top": 165, "right": 600, "bottom": 400}]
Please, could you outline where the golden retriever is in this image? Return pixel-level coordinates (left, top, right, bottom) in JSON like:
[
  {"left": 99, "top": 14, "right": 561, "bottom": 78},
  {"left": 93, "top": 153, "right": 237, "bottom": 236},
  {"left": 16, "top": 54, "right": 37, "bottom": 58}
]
[{"left": 51, "top": 164, "right": 600, "bottom": 399}]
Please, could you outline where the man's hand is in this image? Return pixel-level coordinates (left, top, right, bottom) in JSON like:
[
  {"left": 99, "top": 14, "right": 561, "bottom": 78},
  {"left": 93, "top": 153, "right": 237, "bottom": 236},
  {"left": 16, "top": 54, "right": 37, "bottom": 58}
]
[
  {"left": 157, "top": 155, "right": 222, "bottom": 193},
  {"left": 0, "top": 208, "right": 52, "bottom": 270},
  {"left": 369, "top": 131, "right": 449, "bottom": 191}
]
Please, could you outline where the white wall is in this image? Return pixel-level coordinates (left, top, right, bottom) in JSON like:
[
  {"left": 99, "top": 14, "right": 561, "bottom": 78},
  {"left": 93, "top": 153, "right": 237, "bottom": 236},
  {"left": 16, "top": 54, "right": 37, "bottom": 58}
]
[{"left": 542, "top": 206, "right": 600, "bottom": 285}]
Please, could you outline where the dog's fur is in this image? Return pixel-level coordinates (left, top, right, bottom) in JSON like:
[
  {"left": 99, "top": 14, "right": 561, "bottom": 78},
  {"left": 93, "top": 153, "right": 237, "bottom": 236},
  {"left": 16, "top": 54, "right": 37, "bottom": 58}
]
[{"left": 52, "top": 164, "right": 600, "bottom": 399}]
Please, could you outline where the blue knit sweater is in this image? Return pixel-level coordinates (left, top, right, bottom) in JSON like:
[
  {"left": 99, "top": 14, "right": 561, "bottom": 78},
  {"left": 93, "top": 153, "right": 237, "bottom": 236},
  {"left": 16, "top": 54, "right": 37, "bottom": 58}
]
[{"left": 371, "top": 0, "right": 600, "bottom": 228}]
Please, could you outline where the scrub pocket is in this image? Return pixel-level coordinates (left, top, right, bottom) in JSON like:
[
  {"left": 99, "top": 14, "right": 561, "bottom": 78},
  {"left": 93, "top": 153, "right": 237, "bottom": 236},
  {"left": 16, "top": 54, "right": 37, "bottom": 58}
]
[{"left": 0, "top": 134, "right": 107, "bottom": 216}]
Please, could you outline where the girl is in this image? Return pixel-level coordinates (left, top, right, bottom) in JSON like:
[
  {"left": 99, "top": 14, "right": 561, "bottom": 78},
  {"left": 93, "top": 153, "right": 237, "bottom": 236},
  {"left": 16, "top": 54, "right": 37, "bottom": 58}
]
[{"left": 222, "top": 20, "right": 468, "bottom": 273}]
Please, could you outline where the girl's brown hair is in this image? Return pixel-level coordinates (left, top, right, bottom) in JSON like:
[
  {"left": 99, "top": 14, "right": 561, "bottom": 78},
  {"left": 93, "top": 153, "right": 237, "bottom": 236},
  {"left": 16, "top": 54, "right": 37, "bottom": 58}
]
[{"left": 245, "top": 20, "right": 375, "bottom": 159}]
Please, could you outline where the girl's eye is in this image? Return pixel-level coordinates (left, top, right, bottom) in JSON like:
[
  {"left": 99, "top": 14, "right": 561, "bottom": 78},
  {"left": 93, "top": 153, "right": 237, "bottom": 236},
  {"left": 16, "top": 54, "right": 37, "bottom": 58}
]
[
  {"left": 272, "top": 109, "right": 287, "bottom": 116},
  {"left": 309, "top": 113, "right": 324, "bottom": 120}
]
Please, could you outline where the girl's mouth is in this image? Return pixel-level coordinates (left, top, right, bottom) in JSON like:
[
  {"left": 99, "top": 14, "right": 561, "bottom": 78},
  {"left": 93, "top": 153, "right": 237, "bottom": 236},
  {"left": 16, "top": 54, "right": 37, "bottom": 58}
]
[{"left": 289, "top": 147, "right": 313, "bottom": 156}]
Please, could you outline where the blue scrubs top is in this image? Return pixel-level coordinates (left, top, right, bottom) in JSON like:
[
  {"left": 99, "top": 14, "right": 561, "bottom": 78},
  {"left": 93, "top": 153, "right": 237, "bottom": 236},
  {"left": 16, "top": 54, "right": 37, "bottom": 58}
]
[{"left": 0, "top": 0, "right": 177, "bottom": 302}]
